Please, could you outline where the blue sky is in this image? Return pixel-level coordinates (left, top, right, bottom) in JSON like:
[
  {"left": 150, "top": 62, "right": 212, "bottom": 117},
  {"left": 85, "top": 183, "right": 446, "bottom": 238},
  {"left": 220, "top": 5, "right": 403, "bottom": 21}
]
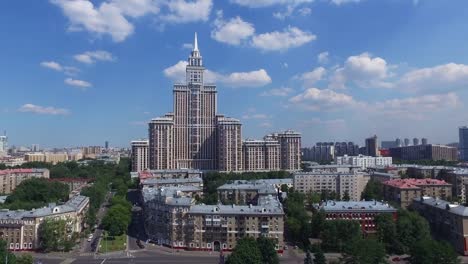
[{"left": 1, "top": 0, "right": 468, "bottom": 148}]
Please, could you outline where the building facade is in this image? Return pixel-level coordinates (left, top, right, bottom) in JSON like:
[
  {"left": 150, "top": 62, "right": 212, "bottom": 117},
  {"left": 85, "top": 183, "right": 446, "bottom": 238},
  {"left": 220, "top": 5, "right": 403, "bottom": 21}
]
[
  {"left": 382, "top": 178, "right": 452, "bottom": 208},
  {"left": 131, "top": 139, "right": 149, "bottom": 172},
  {"left": 460, "top": 126, "right": 468, "bottom": 162},
  {"left": 335, "top": 155, "right": 392, "bottom": 169},
  {"left": 389, "top": 144, "right": 458, "bottom": 161},
  {"left": 315, "top": 201, "right": 397, "bottom": 235},
  {"left": 365, "top": 135, "right": 379, "bottom": 157},
  {"left": 217, "top": 117, "right": 243, "bottom": 172},
  {"left": 293, "top": 172, "right": 370, "bottom": 201},
  {"left": 0, "top": 169, "right": 50, "bottom": 194}
]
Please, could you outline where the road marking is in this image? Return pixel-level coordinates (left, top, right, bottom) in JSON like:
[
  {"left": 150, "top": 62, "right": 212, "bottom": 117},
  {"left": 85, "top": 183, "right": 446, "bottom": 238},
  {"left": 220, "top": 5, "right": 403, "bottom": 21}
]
[
  {"left": 59, "top": 259, "right": 75, "bottom": 264},
  {"left": 100, "top": 258, "right": 107, "bottom": 264}
]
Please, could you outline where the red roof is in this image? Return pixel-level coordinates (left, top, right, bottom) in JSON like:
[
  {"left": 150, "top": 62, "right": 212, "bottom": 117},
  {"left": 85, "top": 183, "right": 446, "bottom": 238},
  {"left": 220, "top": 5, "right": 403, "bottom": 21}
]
[
  {"left": 0, "top": 168, "right": 34, "bottom": 175},
  {"left": 139, "top": 170, "right": 153, "bottom": 179},
  {"left": 384, "top": 178, "right": 451, "bottom": 189},
  {"left": 48, "top": 178, "right": 92, "bottom": 183}
]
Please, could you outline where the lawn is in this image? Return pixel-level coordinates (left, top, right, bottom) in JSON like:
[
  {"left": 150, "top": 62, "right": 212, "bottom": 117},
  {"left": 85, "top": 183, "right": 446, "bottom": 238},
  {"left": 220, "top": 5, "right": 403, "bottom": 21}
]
[{"left": 98, "top": 233, "right": 127, "bottom": 253}]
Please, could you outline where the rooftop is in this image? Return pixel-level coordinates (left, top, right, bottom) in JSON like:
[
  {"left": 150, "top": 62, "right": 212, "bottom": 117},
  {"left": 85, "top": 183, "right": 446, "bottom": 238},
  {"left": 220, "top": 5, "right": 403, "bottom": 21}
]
[
  {"left": 189, "top": 195, "right": 283, "bottom": 215},
  {"left": 416, "top": 196, "right": 468, "bottom": 217},
  {"left": 383, "top": 178, "right": 451, "bottom": 189},
  {"left": 316, "top": 200, "right": 397, "bottom": 213},
  {"left": 141, "top": 177, "right": 203, "bottom": 186},
  {"left": 0, "top": 168, "right": 49, "bottom": 175}
]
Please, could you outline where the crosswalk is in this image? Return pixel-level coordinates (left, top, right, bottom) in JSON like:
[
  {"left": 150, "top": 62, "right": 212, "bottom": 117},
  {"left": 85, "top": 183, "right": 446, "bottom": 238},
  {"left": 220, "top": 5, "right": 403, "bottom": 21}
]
[{"left": 59, "top": 258, "right": 75, "bottom": 264}]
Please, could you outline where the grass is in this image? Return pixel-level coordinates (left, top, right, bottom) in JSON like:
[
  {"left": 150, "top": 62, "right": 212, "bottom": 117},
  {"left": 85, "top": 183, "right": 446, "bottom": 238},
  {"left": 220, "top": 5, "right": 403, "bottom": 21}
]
[{"left": 98, "top": 233, "right": 127, "bottom": 253}]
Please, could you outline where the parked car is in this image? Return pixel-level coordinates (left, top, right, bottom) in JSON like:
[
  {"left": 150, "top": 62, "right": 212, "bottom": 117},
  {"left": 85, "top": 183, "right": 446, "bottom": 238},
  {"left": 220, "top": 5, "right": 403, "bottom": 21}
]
[{"left": 136, "top": 240, "right": 145, "bottom": 249}]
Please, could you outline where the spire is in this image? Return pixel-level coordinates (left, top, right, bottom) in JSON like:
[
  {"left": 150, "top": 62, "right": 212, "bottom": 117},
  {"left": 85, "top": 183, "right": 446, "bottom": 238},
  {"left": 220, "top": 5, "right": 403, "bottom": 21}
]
[{"left": 194, "top": 32, "right": 199, "bottom": 51}]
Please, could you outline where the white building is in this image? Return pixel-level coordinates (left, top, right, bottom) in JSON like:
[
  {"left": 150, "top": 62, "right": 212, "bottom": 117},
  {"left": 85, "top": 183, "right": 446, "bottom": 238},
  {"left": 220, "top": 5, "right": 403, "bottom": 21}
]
[
  {"left": 0, "top": 134, "right": 7, "bottom": 155},
  {"left": 336, "top": 154, "right": 392, "bottom": 169},
  {"left": 131, "top": 139, "right": 149, "bottom": 172}
]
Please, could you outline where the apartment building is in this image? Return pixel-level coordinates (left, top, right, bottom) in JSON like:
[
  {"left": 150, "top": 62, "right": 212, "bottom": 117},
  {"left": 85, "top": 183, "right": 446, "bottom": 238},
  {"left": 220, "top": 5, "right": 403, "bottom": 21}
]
[
  {"left": 217, "top": 179, "right": 292, "bottom": 205},
  {"left": 315, "top": 200, "right": 397, "bottom": 235},
  {"left": 131, "top": 139, "right": 149, "bottom": 172},
  {"left": 293, "top": 172, "right": 370, "bottom": 201},
  {"left": 389, "top": 144, "right": 458, "bottom": 161},
  {"left": 413, "top": 197, "right": 468, "bottom": 255},
  {"left": 0, "top": 195, "right": 89, "bottom": 250},
  {"left": 439, "top": 168, "right": 468, "bottom": 203},
  {"left": 0, "top": 168, "right": 50, "bottom": 194},
  {"left": 132, "top": 169, "right": 203, "bottom": 180},
  {"left": 24, "top": 153, "right": 68, "bottom": 164},
  {"left": 336, "top": 155, "right": 393, "bottom": 169},
  {"left": 383, "top": 178, "right": 452, "bottom": 208}
]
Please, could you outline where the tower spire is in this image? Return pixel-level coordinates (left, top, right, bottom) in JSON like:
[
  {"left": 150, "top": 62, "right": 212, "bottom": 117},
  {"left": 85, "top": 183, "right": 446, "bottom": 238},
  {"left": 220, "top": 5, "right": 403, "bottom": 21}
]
[{"left": 194, "top": 32, "right": 199, "bottom": 51}]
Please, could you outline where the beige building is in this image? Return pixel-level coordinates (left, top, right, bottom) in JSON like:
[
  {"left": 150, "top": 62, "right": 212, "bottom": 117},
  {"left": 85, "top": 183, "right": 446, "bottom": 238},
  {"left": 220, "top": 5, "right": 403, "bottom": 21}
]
[
  {"left": 293, "top": 172, "right": 370, "bottom": 201},
  {"left": 149, "top": 116, "right": 175, "bottom": 170},
  {"left": 131, "top": 139, "right": 149, "bottom": 172},
  {"left": 242, "top": 140, "right": 279, "bottom": 171},
  {"left": 273, "top": 130, "right": 302, "bottom": 171},
  {"left": 81, "top": 146, "right": 102, "bottom": 159},
  {"left": 383, "top": 178, "right": 452, "bottom": 208},
  {"left": 413, "top": 197, "right": 468, "bottom": 255},
  {"left": 0, "top": 169, "right": 50, "bottom": 194},
  {"left": 217, "top": 179, "right": 292, "bottom": 205},
  {"left": 0, "top": 195, "right": 89, "bottom": 250},
  {"left": 24, "top": 153, "right": 68, "bottom": 164},
  {"left": 217, "top": 116, "right": 243, "bottom": 172}
]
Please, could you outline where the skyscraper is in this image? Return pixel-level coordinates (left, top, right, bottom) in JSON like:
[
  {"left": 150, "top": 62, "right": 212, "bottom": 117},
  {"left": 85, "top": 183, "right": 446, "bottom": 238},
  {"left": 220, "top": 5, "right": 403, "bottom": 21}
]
[
  {"left": 460, "top": 126, "right": 468, "bottom": 161},
  {"left": 404, "top": 138, "right": 410, "bottom": 147},
  {"left": 365, "top": 135, "right": 379, "bottom": 157},
  {"left": 0, "top": 131, "right": 7, "bottom": 155},
  {"left": 413, "top": 138, "right": 420, "bottom": 146}
]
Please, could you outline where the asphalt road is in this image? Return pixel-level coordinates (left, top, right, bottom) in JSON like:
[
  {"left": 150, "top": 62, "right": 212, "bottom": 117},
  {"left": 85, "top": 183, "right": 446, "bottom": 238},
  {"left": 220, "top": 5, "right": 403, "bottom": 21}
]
[
  {"left": 81, "top": 192, "right": 113, "bottom": 253},
  {"left": 127, "top": 189, "right": 147, "bottom": 251}
]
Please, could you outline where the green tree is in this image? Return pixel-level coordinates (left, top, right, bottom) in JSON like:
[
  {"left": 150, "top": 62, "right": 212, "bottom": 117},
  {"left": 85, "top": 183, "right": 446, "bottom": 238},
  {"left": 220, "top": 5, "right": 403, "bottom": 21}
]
[
  {"left": 396, "top": 210, "right": 430, "bottom": 253},
  {"left": 375, "top": 213, "right": 400, "bottom": 253},
  {"left": 304, "top": 251, "right": 313, "bottom": 264},
  {"left": 226, "top": 237, "right": 262, "bottom": 264},
  {"left": 310, "top": 209, "right": 326, "bottom": 238},
  {"left": 38, "top": 219, "right": 75, "bottom": 252},
  {"left": 257, "top": 237, "right": 279, "bottom": 264},
  {"left": 342, "top": 191, "right": 350, "bottom": 201},
  {"left": 102, "top": 203, "right": 131, "bottom": 236},
  {"left": 16, "top": 254, "right": 34, "bottom": 264},
  {"left": 306, "top": 191, "right": 321, "bottom": 209},
  {"left": 410, "top": 239, "right": 460, "bottom": 264},
  {"left": 361, "top": 179, "right": 383, "bottom": 201},
  {"left": 314, "top": 248, "right": 326, "bottom": 264},
  {"left": 0, "top": 240, "right": 16, "bottom": 263},
  {"left": 342, "top": 239, "right": 387, "bottom": 264},
  {"left": 321, "top": 220, "right": 361, "bottom": 252}
]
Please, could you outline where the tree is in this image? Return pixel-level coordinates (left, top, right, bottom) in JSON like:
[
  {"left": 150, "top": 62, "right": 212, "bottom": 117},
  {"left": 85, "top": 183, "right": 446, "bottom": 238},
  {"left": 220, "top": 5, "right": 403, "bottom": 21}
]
[
  {"left": 306, "top": 191, "right": 320, "bottom": 209},
  {"left": 410, "top": 239, "right": 460, "bottom": 264},
  {"left": 342, "top": 239, "right": 387, "bottom": 264},
  {"left": 310, "top": 209, "right": 326, "bottom": 238},
  {"left": 314, "top": 248, "right": 326, "bottom": 264},
  {"left": 0, "top": 240, "right": 16, "bottom": 263},
  {"left": 342, "top": 191, "right": 350, "bottom": 201},
  {"left": 257, "top": 237, "right": 279, "bottom": 264},
  {"left": 38, "top": 219, "right": 76, "bottom": 252},
  {"left": 226, "top": 237, "right": 262, "bottom": 264},
  {"left": 321, "top": 220, "right": 361, "bottom": 252},
  {"left": 374, "top": 214, "right": 400, "bottom": 253},
  {"left": 396, "top": 210, "right": 430, "bottom": 253},
  {"left": 102, "top": 202, "right": 132, "bottom": 236},
  {"left": 361, "top": 179, "right": 383, "bottom": 201},
  {"left": 304, "top": 251, "right": 313, "bottom": 264},
  {"left": 16, "top": 254, "right": 34, "bottom": 264}
]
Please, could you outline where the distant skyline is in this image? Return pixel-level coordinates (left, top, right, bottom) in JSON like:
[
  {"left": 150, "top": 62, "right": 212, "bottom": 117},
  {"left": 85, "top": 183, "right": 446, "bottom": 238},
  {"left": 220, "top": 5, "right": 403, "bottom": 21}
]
[{"left": 2, "top": 0, "right": 468, "bottom": 148}]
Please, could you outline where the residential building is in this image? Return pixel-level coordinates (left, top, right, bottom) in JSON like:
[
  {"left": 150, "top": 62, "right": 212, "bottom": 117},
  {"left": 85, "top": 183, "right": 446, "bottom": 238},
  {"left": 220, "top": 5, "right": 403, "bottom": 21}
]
[
  {"left": 0, "top": 195, "right": 89, "bottom": 250},
  {"left": 0, "top": 168, "right": 50, "bottom": 194},
  {"left": 302, "top": 143, "right": 335, "bottom": 163},
  {"left": 335, "top": 154, "right": 392, "bottom": 169},
  {"left": 140, "top": 177, "right": 203, "bottom": 189},
  {"left": 381, "top": 141, "right": 397, "bottom": 149},
  {"left": 315, "top": 200, "right": 397, "bottom": 235},
  {"left": 460, "top": 126, "right": 468, "bottom": 161},
  {"left": 24, "top": 152, "right": 68, "bottom": 164},
  {"left": 0, "top": 133, "right": 7, "bottom": 155},
  {"left": 293, "top": 172, "right": 370, "bottom": 201},
  {"left": 217, "top": 116, "right": 243, "bottom": 172},
  {"left": 439, "top": 168, "right": 468, "bottom": 203},
  {"left": 304, "top": 164, "right": 361, "bottom": 174},
  {"left": 131, "top": 139, "right": 149, "bottom": 172},
  {"left": 273, "top": 130, "right": 301, "bottom": 171},
  {"left": 412, "top": 197, "right": 468, "bottom": 255},
  {"left": 382, "top": 178, "right": 452, "bottom": 208},
  {"left": 217, "top": 179, "right": 292, "bottom": 205},
  {"left": 389, "top": 144, "right": 458, "bottom": 161},
  {"left": 413, "top": 138, "right": 419, "bottom": 146},
  {"left": 404, "top": 138, "right": 410, "bottom": 147},
  {"left": 132, "top": 169, "right": 203, "bottom": 180},
  {"left": 242, "top": 139, "right": 280, "bottom": 171},
  {"left": 365, "top": 135, "right": 379, "bottom": 157},
  {"left": 421, "top": 138, "right": 428, "bottom": 145},
  {"left": 81, "top": 146, "right": 102, "bottom": 159}
]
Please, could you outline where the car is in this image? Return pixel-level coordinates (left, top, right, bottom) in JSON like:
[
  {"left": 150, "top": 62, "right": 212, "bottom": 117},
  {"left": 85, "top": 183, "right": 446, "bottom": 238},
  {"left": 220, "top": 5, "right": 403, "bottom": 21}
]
[
  {"left": 88, "top": 234, "right": 94, "bottom": 239},
  {"left": 136, "top": 240, "right": 145, "bottom": 249},
  {"left": 283, "top": 245, "right": 288, "bottom": 250},
  {"left": 87, "top": 238, "right": 92, "bottom": 242}
]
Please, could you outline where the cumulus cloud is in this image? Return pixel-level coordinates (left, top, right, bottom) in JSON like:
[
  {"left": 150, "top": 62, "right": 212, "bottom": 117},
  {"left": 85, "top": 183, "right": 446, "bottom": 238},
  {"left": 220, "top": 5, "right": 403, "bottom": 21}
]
[
  {"left": 289, "top": 88, "right": 358, "bottom": 111},
  {"left": 329, "top": 52, "right": 392, "bottom": 89},
  {"left": 296, "top": 67, "right": 326, "bottom": 86},
  {"left": 163, "top": 61, "right": 271, "bottom": 88},
  {"left": 261, "top": 87, "right": 294, "bottom": 97},
  {"left": 182, "top": 43, "right": 194, "bottom": 49},
  {"left": 251, "top": 26, "right": 316, "bottom": 52},
  {"left": 65, "top": 78, "right": 92, "bottom": 89},
  {"left": 330, "top": 0, "right": 362, "bottom": 5},
  {"left": 317, "top": 51, "right": 329, "bottom": 64},
  {"left": 40, "top": 61, "right": 63, "bottom": 71},
  {"left": 230, "top": 0, "right": 313, "bottom": 8},
  {"left": 51, "top": 0, "right": 212, "bottom": 42},
  {"left": 211, "top": 11, "right": 255, "bottom": 45},
  {"left": 18, "top": 104, "right": 70, "bottom": 115},
  {"left": 398, "top": 63, "right": 468, "bottom": 92},
  {"left": 74, "top": 50, "right": 116, "bottom": 64}
]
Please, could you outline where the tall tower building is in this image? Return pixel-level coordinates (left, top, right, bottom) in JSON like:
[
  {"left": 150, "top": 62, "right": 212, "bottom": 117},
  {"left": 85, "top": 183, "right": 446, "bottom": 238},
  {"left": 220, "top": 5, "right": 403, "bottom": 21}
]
[
  {"left": 149, "top": 115, "right": 174, "bottom": 170},
  {"left": 273, "top": 130, "right": 302, "bottom": 171},
  {"left": 217, "top": 116, "right": 243, "bottom": 172},
  {"left": 413, "top": 138, "right": 419, "bottom": 146},
  {"left": 460, "top": 126, "right": 468, "bottom": 161},
  {"left": 365, "top": 135, "right": 379, "bottom": 157},
  {"left": 131, "top": 139, "right": 149, "bottom": 172}
]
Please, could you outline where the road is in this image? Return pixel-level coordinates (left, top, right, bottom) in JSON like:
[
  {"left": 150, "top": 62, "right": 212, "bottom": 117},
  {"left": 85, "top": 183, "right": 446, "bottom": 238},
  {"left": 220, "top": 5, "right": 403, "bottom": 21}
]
[
  {"left": 80, "top": 192, "right": 113, "bottom": 253},
  {"left": 127, "top": 189, "right": 147, "bottom": 251}
]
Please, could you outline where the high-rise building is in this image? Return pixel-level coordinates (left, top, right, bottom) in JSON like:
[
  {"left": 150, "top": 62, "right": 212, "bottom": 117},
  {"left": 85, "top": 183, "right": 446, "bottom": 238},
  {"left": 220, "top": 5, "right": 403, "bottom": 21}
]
[
  {"left": 395, "top": 138, "right": 402, "bottom": 147},
  {"left": 404, "top": 138, "right": 410, "bottom": 147},
  {"left": 389, "top": 144, "right": 458, "bottom": 161},
  {"left": 31, "top": 144, "right": 40, "bottom": 152},
  {"left": 105, "top": 141, "right": 109, "bottom": 149},
  {"left": 365, "top": 135, "right": 379, "bottom": 157},
  {"left": 0, "top": 132, "right": 7, "bottom": 154},
  {"left": 421, "top": 138, "right": 428, "bottom": 145},
  {"left": 460, "top": 126, "right": 468, "bottom": 161},
  {"left": 413, "top": 138, "right": 419, "bottom": 146},
  {"left": 146, "top": 34, "right": 301, "bottom": 172},
  {"left": 131, "top": 139, "right": 149, "bottom": 172}
]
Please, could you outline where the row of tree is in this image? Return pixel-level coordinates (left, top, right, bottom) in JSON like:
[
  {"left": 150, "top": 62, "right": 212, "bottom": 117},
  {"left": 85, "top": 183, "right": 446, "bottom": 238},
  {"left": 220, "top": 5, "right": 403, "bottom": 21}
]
[
  {"left": 101, "top": 196, "right": 132, "bottom": 236},
  {"left": 0, "top": 240, "right": 33, "bottom": 264},
  {"left": 225, "top": 237, "right": 279, "bottom": 264}
]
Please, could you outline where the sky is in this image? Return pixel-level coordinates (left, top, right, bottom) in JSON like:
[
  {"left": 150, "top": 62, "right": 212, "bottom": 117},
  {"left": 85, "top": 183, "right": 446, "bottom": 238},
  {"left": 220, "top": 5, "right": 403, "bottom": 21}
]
[{"left": 1, "top": 0, "right": 468, "bottom": 148}]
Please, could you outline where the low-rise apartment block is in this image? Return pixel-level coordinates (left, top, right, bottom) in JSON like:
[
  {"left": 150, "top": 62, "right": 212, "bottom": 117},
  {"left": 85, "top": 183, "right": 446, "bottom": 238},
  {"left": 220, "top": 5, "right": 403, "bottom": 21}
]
[
  {"left": 217, "top": 179, "right": 292, "bottom": 205},
  {"left": 383, "top": 178, "right": 452, "bottom": 208},
  {"left": 0, "top": 195, "right": 89, "bottom": 250},
  {"left": 315, "top": 200, "right": 397, "bottom": 235},
  {"left": 336, "top": 155, "right": 393, "bottom": 169},
  {"left": 293, "top": 172, "right": 370, "bottom": 201},
  {"left": 0, "top": 169, "right": 50, "bottom": 194}
]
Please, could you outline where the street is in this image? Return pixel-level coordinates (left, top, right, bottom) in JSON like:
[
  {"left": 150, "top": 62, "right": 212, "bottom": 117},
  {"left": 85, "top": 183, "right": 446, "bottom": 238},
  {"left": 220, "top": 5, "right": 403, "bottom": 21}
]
[
  {"left": 127, "top": 189, "right": 148, "bottom": 251},
  {"left": 80, "top": 192, "right": 113, "bottom": 253}
]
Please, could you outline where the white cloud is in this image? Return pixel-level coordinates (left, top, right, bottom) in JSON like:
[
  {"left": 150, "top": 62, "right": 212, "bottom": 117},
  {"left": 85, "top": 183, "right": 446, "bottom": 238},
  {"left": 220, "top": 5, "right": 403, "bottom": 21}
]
[
  {"left": 74, "top": 50, "right": 116, "bottom": 64},
  {"left": 65, "top": 78, "right": 92, "bottom": 89},
  {"left": 163, "top": 61, "right": 271, "bottom": 88},
  {"left": 230, "top": 0, "right": 313, "bottom": 8},
  {"left": 373, "top": 93, "right": 460, "bottom": 120},
  {"left": 211, "top": 11, "right": 255, "bottom": 45},
  {"left": 261, "top": 87, "right": 294, "bottom": 97},
  {"left": 259, "top": 122, "right": 273, "bottom": 128},
  {"left": 242, "top": 113, "right": 270, "bottom": 119},
  {"left": 273, "top": 5, "right": 294, "bottom": 20},
  {"left": 251, "top": 26, "right": 316, "bottom": 52},
  {"left": 40, "top": 61, "right": 63, "bottom": 71},
  {"left": 161, "top": 0, "right": 213, "bottom": 23},
  {"left": 330, "top": 0, "right": 362, "bottom": 5},
  {"left": 398, "top": 63, "right": 468, "bottom": 92},
  {"left": 288, "top": 88, "right": 358, "bottom": 111},
  {"left": 317, "top": 51, "right": 329, "bottom": 64},
  {"left": 329, "top": 52, "right": 392, "bottom": 89},
  {"left": 182, "top": 43, "right": 194, "bottom": 50},
  {"left": 18, "top": 104, "right": 69, "bottom": 115},
  {"left": 297, "top": 7, "right": 311, "bottom": 16},
  {"left": 296, "top": 67, "right": 326, "bottom": 86}
]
